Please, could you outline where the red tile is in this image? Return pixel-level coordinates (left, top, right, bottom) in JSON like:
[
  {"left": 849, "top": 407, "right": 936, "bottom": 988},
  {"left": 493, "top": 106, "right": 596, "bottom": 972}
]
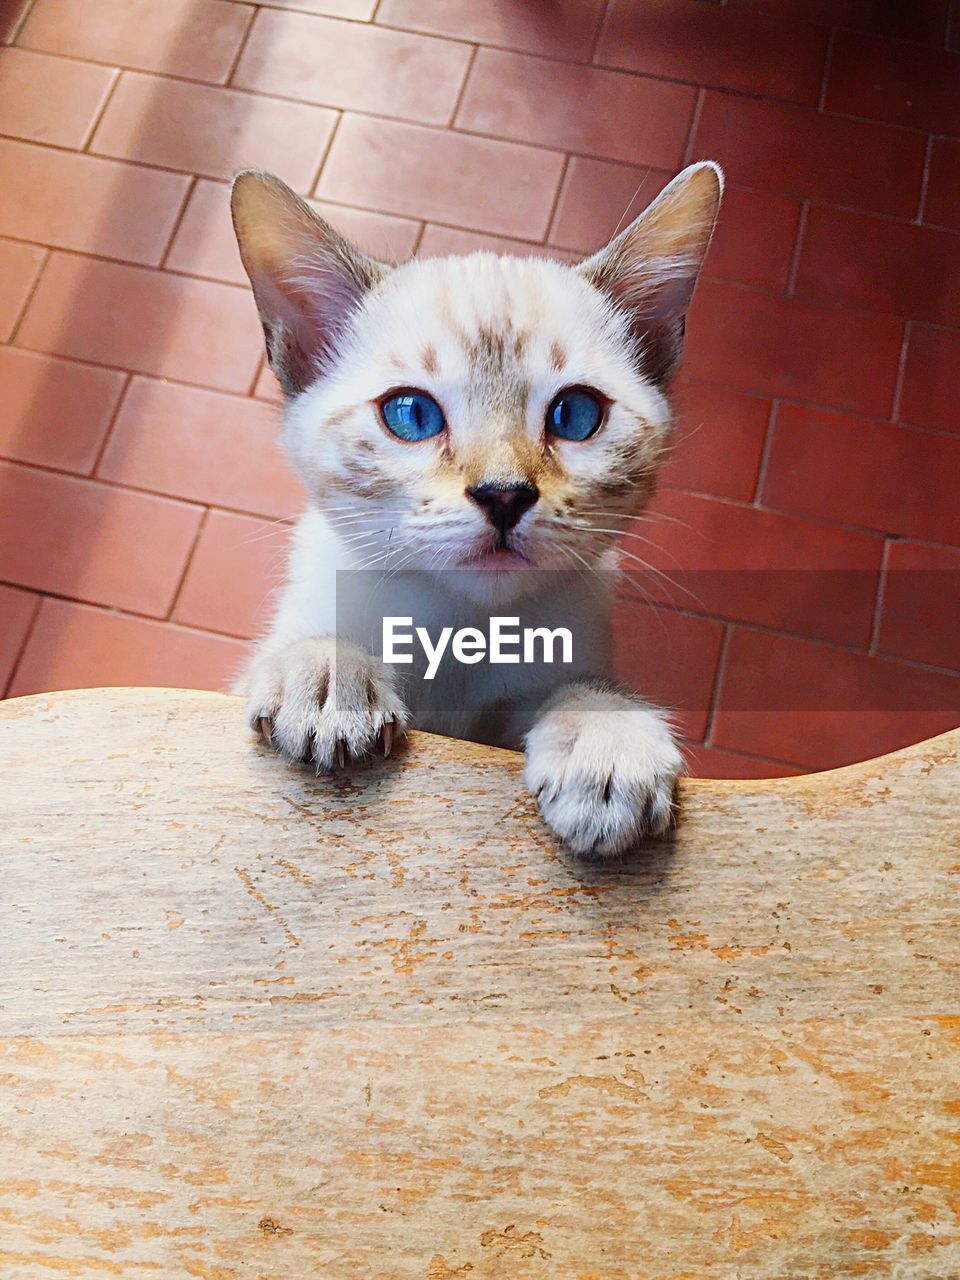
[
  {"left": 91, "top": 72, "right": 336, "bottom": 189},
  {"left": 685, "top": 281, "right": 904, "bottom": 419},
  {"left": 20, "top": 0, "right": 252, "bottom": 83},
  {"left": 456, "top": 48, "right": 695, "bottom": 168},
  {"left": 595, "top": 0, "right": 827, "bottom": 106},
  {"left": 0, "top": 460, "right": 202, "bottom": 615},
  {"left": 17, "top": 253, "right": 262, "bottom": 393},
  {"left": 877, "top": 541, "right": 960, "bottom": 673},
  {"left": 660, "top": 381, "right": 770, "bottom": 502},
  {"left": 825, "top": 29, "right": 960, "bottom": 137},
  {"left": 924, "top": 138, "right": 960, "bottom": 232},
  {"left": 0, "top": 583, "right": 38, "bottom": 693},
  {"left": 685, "top": 743, "right": 801, "bottom": 779},
  {"left": 639, "top": 488, "right": 883, "bottom": 646},
  {"left": 254, "top": 364, "right": 282, "bottom": 403},
  {"left": 728, "top": 0, "right": 950, "bottom": 45},
  {"left": 175, "top": 510, "right": 293, "bottom": 639},
  {"left": 0, "top": 347, "right": 125, "bottom": 472},
  {"left": 549, "top": 157, "right": 801, "bottom": 293},
  {"left": 235, "top": 9, "right": 471, "bottom": 126},
  {"left": 0, "top": 239, "right": 45, "bottom": 340},
  {"left": 317, "top": 115, "right": 565, "bottom": 239},
  {"left": 899, "top": 324, "right": 960, "bottom": 436},
  {"left": 0, "top": 138, "right": 189, "bottom": 265},
  {"left": 377, "top": 0, "right": 606, "bottom": 60},
  {"left": 761, "top": 404, "right": 960, "bottom": 546},
  {"left": 0, "top": 47, "right": 115, "bottom": 148},
  {"left": 693, "top": 92, "right": 927, "bottom": 220},
  {"left": 612, "top": 599, "right": 725, "bottom": 741},
  {"left": 98, "top": 378, "right": 304, "bottom": 520},
  {"left": 166, "top": 179, "right": 421, "bottom": 285},
  {"left": 795, "top": 207, "right": 960, "bottom": 328},
  {"left": 712, "top": 627, "right": 960, "bottom": 770},
  {"left": 417, "top": 225, "right": 574, "bottom": 261},
  {"left": 9, "top": 598, "right": 247, "bottom": 697}
]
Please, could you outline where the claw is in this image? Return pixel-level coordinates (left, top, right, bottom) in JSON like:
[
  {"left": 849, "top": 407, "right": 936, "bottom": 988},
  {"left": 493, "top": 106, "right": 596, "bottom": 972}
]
[
  {"left": 335, "top": 739, "right": 346, "bottom": 770},
  {"left": 258, "top": 715, "right": 273, "bottom": 745},
  {"left": 381, "top": 719, "right": 394, "bottom": 758}
]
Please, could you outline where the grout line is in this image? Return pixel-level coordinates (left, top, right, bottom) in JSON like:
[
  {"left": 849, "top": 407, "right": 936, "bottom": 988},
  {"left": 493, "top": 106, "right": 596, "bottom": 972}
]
[
  {"left": 682, "top": 86, "right": 705, "bottom": 166},
  {"left": 541, "top": 153, "right": 572, "bottom": 247},
  {"left": 6, "top": 246, "right": 49, "bottom": 342},
  {"left": 224, "top": 1, "right": 259, "bottom": 87},
  {"left": 750, "top": 400, "right": 779, "bottom": 505},
  {"left": 90, "top": 373, "right": 133, "bottom": 476},
  {"left": 81, "top": 66, "right": 123, "bottom": 153},
  {"left": 166, "top": 505, "right": 212, "bottom": 623},
  {"left": 889, "top": 320, "right": 912, "bottom": 422},
  {"left": 588, "top": 0, "right": 611, "bottom": 62},
  {"left": 816, "top": 25, "right": 836, "bottom": 111},
  {"left": 866, "top": 538, "right": 893, "bottom": 655},
  {"left": 308, "top": 109, "right": 343, "bottom": 197},
  {"left": 5, "top": 0, "right": 37, "bottom": 45},
  {"left": 246, "top": 353, "right": 268, "bottom": 398},
  {"left": 702, "top": 625, "right": 732, "bottom": 748},
  {"left": 447, "top": 44, "right": 479, "bottom": 128},
  {"left": 783, "top": 200, "right": 810, "bottom": 298},
  {"left": 915, "top": 132, "right": 936, "bottom": 223},
  {"left": 158, "top": 175, "right": 198, "bottom": 270},
  {"left": 1, "top": 591, "right": 43, "bottom": 700}
]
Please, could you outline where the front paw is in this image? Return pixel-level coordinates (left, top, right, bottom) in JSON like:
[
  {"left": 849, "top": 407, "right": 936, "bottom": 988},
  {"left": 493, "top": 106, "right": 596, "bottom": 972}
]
[
  {"left": 245, "top": 637, "right": 407, "bottom": 770},
  {"left": 524, "top": 685, "right": 682, "bottom": 858}
]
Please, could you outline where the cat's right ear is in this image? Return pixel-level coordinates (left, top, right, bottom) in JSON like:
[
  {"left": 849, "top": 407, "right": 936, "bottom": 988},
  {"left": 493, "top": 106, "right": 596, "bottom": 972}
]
[{"left": 231, "top": 170, "right": 388, "bottom": 397}]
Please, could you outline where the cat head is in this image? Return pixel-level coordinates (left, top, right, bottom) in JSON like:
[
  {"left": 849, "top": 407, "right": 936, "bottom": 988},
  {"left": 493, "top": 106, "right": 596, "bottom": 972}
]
[{"left": 232, "top": 164, "right": 722, "bottom": 590}]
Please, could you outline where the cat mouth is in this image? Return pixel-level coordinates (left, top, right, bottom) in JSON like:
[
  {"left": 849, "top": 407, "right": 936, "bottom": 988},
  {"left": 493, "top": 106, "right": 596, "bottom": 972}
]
[{"left": 463, "top": 543, "right": 532, "bottom": 571}]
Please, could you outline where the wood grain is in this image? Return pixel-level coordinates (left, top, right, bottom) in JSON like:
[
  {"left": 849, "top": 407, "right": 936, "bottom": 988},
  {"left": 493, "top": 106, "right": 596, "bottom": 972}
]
[{"left": 1, "top": 687, "right": 958, "bottom": 1278}]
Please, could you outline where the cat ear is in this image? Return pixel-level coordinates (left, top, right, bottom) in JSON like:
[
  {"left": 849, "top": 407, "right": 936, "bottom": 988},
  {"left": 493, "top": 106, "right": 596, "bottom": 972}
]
[
  {"left": 579, "top": 161, "right": 723, "bottom": 388},
  {"left": 231, "top": 169, "right": 388, "bottom": 397}
]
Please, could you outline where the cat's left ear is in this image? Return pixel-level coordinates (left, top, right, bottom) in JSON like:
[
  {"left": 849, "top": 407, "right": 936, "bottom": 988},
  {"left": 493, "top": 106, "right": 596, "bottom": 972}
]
[
  {"left": 231, "top": 169, "right": 388, "bottom": 397},
  {"left": 579, "top": 161, "right": 723, "bottom": 388}
]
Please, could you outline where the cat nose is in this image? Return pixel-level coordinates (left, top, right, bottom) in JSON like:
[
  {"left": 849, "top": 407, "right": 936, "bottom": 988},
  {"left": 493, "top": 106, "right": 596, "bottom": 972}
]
[{"left": 466, "top": 483, "right": 539, "bottom": 534}]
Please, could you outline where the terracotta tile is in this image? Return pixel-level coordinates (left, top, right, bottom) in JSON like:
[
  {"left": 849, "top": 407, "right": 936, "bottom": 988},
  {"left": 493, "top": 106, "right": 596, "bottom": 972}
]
[
  {"left": 91, "top": 72, "right": 336, "bottom": 189},
  {"left": 166, "top": 179, "right": 421, "bottom": 285},
  {"left": 0, "top": 238, "right": 45, "bottom": 340},
  {"left": 376, "top": 0, "right": 606, "bottom": 61},
  {"left": 727, "top": 0, "right": 950, "bottom": 45},
  {"left": 98, "top": 377, "right": 304, "bottom": 520},
  {"left": 693, "top": 92, "right": 927, "bottom": 220},
  {"left": 612, "top": 599, "right": 724, "bottom": 741},
  {"left": 685, "top": 281, "right": 904, "bottom": 419},
  {"left": 0, "top": 46, "right": 115, "bottom": 147},
  {"left": 317, "top": 115, "right": 565, "bottom": 239},
  {"left": 660, "top": 381, "right": 770, "bottom": 502},
  {"left": 254, "top": 364, "right": 282, "bottom": 403},
  {"left": 0, "top": 460, "right": 202, "bottom": 615},
  {"left": 0, "top": 583, "right": 38, "bottom": 693},
  {"left": 795, "top": 207, "right": 960, "bottom": 328},
  {"left": 19, "top": 0, "right": 253, "bottom": 83},
  {"left": 825, "top": 29, "right": 960, "bottom": 137},
  {"left": 877, "top": 540, "right": 960, "bottom": 673},
  {"left": 899, "top": 324, "right": 960, "bottom": 436},
  {"left": 175, "top": 510, "right": 293, "bottom": 639},
  {"left": 761, "top": 404, "right": 960, "bottom": 546},
  {"left": 595, "top": 0, "right": 827, "bottom": 106},
  {"left": 549, "top": 157, "right": 801, "bottom": 293},
  {"left": 456, "top": 48, "right": 695, "bottom": 168},
  {"left": 235, "top": 9, "right": 471, "bottom": 126},
  {"left": 0, "top": 138, "right": 189, "bottom": 265},
  {"left": 924, "top": 138, "right": 960, "bottom": 232},
  {"left": 685, "top": 743, "right": 801, "bottom": 780},
  {"left": 9, "top": 598, "right": 247, "bottom": 697},
  {"left": 256, "top": 0, "right": 375, "bottom": 14},
  {"left": 17, "top": 253, "right": 262, "bottom": 393},
  {"left": 417, "top": 225, "right": 574, "bottom": 261},
  {"left": 640, "top": 488, "right": 883, "bottom": 646},
  {"left": 0, "top": 347, "right": 125, "bottom": 472},
  {"left": 712, "top": 627, "right": 960, "bottom": 770}
]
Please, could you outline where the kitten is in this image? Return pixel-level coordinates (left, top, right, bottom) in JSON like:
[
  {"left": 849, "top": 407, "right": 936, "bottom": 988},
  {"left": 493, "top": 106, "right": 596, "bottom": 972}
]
[{"left": 231, "top": 162, "right": 722, "bottom": 858}]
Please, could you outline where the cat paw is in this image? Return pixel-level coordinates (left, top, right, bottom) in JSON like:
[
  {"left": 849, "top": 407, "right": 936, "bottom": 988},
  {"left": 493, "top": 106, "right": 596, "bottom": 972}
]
[
  {"left": 524, "top": 685, "right": 682, "bottom": 858},
  {"left": 245, "top": 637, "right": 407, "bottom": 770}
]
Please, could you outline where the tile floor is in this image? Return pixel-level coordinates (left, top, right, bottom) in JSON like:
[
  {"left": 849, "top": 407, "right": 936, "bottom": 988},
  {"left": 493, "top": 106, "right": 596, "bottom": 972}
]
[{"left": 1, "top": 0, "right": 958, "bottom": 777}]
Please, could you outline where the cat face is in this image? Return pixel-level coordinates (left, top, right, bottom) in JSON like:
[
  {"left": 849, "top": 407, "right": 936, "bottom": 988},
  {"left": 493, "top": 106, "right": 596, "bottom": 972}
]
[{"left": 232, "top": 165, "right": 722, "bottom": 587}]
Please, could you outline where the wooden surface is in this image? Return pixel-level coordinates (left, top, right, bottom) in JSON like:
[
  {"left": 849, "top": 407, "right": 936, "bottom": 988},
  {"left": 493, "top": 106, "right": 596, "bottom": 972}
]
[{"left": 1, "top": 687, "right": 958, "bottom": 1279}]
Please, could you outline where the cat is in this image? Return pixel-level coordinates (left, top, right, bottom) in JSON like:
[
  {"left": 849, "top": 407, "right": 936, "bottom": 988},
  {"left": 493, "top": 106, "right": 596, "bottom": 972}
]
[{"left": 230, "top": 161, "right": 722, "bottom": 858}]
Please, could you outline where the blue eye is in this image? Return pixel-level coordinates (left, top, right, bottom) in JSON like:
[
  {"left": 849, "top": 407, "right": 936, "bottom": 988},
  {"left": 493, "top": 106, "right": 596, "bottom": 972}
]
[
  {"left": 546, "top": 388, "right": 605, "bottom": 441},
  {"left": 380, "top": 390, "right": 445, "bottom": 441}
]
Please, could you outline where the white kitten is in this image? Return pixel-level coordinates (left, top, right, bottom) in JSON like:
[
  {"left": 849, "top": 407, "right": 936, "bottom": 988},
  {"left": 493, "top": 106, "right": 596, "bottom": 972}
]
[{"left": 231, "top": 163, "right": 722, "bottom": 858}]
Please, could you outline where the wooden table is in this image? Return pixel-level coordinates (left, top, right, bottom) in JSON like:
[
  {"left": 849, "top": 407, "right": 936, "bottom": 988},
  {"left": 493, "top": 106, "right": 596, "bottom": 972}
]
[{"left": 1, "top": 687, "right": 958, "bottom": 1278}]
